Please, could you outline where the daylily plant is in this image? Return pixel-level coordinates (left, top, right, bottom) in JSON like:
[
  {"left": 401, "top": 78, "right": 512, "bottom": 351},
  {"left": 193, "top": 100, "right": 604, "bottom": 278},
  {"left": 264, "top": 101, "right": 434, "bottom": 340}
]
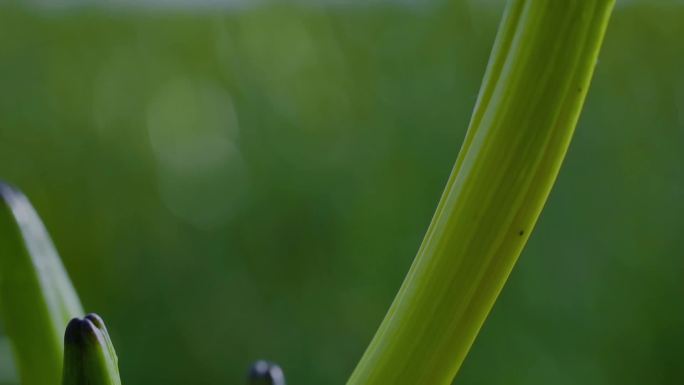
[{"left": 0, "top": 0, "right": 615, "bottom": 384}]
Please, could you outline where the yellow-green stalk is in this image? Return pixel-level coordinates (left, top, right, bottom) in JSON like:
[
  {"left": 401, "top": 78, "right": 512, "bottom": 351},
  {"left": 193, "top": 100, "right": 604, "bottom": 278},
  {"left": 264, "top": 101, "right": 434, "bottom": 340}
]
[{"left": 347, "top": 1, "right": 615, "bottom": 384}]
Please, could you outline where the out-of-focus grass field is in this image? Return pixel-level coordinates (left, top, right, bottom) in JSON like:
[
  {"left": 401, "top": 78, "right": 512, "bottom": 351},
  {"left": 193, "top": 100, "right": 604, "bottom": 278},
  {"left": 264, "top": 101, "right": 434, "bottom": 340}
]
[{"left": 0, "top": 1, "right": 682, "bottom": 384}]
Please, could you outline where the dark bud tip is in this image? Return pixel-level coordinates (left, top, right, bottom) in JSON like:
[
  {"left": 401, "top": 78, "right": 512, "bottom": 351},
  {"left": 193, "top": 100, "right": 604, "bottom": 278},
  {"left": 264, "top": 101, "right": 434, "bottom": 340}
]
[
  {"left": 84, "top": 313, "right": 106, "bottom": 330},
  {"left": 248, "top": 360, "right": 286, "bottom": 385},
  {"left": 64, "top": 317, "right": 100, "bottom": 347}
]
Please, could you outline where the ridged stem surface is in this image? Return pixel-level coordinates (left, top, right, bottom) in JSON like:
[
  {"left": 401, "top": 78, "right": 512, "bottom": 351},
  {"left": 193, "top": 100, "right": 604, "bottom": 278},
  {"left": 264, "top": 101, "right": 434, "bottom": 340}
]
[{"left": 347, "top": 1, "right": 615, "bottom": 384}]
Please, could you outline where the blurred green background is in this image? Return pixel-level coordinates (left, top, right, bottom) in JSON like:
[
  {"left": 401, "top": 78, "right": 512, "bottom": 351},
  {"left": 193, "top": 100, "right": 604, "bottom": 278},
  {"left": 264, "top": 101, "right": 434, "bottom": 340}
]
[{"left": 0, "top": 0, "right": 683, "bottom": 384}]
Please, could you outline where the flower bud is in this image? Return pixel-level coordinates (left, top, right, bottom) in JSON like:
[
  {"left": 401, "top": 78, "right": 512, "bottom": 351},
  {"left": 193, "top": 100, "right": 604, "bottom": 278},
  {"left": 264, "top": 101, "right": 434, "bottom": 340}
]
[
  {"left": 248, "top": 360, "right": 286, "bottom": 385},
  {"left": 62, "top": 314, "right": 121, "bottom": 385}
]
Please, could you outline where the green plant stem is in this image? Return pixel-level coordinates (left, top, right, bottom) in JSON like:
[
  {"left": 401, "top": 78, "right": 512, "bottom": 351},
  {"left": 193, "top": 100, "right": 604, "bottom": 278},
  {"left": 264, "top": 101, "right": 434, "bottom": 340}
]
[{"left": 346, "top": 1, "right": 615, "bottom": 384}]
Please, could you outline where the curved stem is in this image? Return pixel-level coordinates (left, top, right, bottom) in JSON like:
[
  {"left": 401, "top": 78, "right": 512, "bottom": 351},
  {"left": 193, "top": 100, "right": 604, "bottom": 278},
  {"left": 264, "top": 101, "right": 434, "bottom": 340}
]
[{"left": 347, "top": 1, "right": 615, "bottom": 384}]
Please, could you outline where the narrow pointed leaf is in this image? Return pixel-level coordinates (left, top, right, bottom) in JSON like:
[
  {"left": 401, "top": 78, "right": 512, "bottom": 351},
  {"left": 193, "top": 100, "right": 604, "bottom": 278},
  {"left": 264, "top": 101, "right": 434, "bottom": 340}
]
[
  {"left": 0, "top": 182, "right": 84, "bottom": 385},
  {"left": 347, "top": 1, "right": 615, "bottom": 384},
  {"left": 62, "top": 314, "right": 121, "bottom": 385}
]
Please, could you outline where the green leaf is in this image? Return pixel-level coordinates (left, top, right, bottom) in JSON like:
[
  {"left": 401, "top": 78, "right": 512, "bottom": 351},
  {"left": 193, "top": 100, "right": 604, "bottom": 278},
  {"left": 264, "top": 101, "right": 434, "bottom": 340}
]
[
  {"left": 0, "top": 182, "right": 84, "bottom": 385},
  {"left": 347, "top": 1, "right": 616, "bottom": 384},
  {"left": 62, "top": 314, "right": 122, "bottom": 385}
]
